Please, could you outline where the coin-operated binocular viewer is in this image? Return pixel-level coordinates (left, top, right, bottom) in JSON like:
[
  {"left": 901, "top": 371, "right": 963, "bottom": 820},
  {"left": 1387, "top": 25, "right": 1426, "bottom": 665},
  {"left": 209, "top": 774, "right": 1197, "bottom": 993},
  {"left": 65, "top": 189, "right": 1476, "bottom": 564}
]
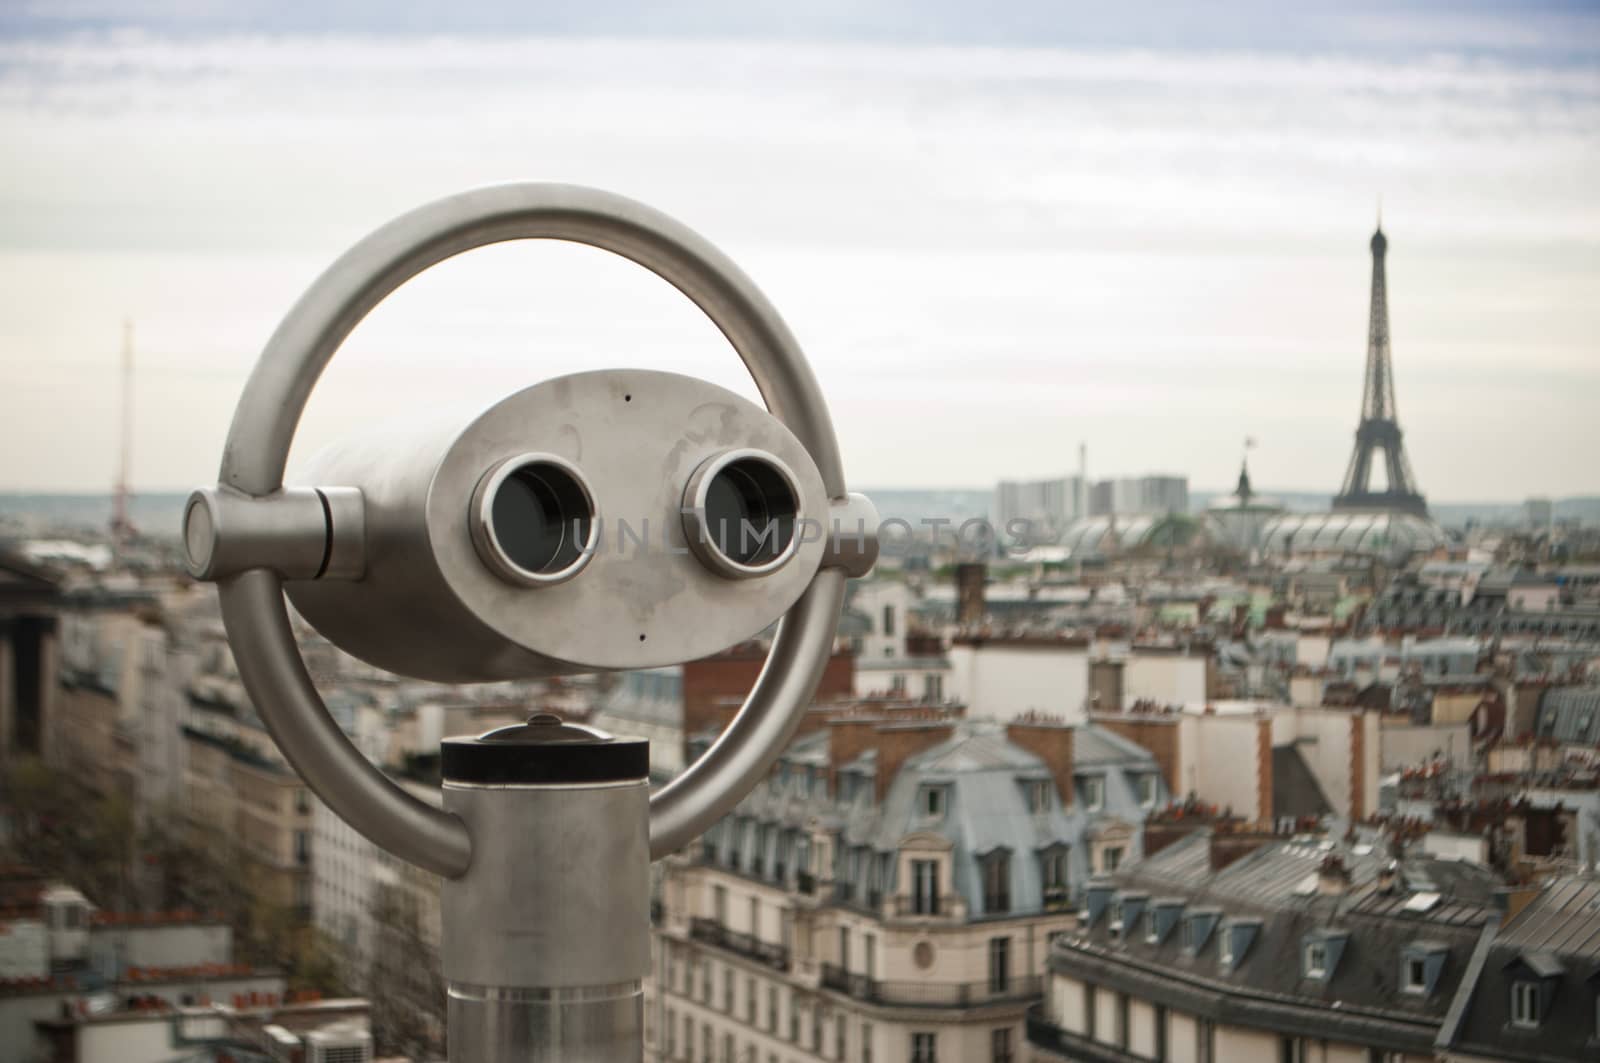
[{"left": 183, "top": 184, "right": 878, "bottom": 1062}]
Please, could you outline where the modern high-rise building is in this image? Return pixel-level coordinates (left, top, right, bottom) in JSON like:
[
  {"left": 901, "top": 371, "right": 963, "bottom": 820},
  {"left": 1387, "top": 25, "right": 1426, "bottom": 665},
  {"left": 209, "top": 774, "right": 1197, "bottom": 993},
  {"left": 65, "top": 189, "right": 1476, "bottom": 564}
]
[
  {"left": 1087, "top": 477, "right": 1189, "bottom": 518},
  {"left": 995, "top": 476, "right": 1088, "bottom": 544}
]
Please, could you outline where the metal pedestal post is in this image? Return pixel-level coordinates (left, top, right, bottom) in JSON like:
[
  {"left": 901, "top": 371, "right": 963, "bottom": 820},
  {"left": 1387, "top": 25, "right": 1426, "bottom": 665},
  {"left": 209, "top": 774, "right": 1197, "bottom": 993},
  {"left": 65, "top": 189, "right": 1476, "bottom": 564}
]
[{"left": 441, "top": 715, "right": 650, "bottom": 1062}]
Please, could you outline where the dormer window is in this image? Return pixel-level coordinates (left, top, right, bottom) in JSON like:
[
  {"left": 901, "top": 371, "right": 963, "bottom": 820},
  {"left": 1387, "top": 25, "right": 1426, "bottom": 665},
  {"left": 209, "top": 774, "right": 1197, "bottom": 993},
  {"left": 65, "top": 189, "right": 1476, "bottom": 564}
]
[
  {"left": 1218, "top": 919, "right": 1260, "bottom": 971},
  {"left": 1182, "top": 910, "right": 1219, "bottom": 954},
  {"left": 1401, "top": 941, "right": 1447, "bottom": 997},
  {"left": 1082, "top": 776, "right": 1105, "bottom": 812},
  {"left": 1505, "top": 950, "right": 1562, "bottom": 1029},
  {"left": 1512, "top": 981, "right": 1541, "bottom": 1028},
  {"left": 921, "top": 785, "right": 947, "bottom": 818},
  {"left": 1136, "top": 774, "right": 1157, "bottom": 808},
  {"left": 980, "top": 850, "right": 1011, "bottom": 914},
  {"left": 1024, "top": 779, "right": 1052, "bottom": 814},
  {"left": 1299, "top": 929, "right": 1348, "bottom": 982}
]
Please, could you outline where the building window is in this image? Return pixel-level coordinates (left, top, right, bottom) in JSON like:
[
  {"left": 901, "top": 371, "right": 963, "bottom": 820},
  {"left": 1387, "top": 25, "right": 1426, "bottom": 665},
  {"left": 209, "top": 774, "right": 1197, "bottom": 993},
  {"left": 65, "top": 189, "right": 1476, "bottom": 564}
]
[
  {"left": 813, "top": 1008, "right": 823, "bottom": 1051},
  {"left": 1083, "top": 776, "right": 1105, "bottom": 811},
  {"left": 1102, "top": 845, "right": 1123, "bottom": 874},
  {"left": 1280, "top": 1037, "right": 1307, "bottom": 1063},
  {"left": 1404, "top": 956, "right": 1426, "bottom": 993},
  {"left": 923, "top": 673, "right": 943, "bottom": 702},
  {"left": 922, "top": 786, "right": 946, "bottom": 817},
  {"left": 1109, "top": 899, "right": 1125, "bottom": 933},
  {"left": 295, "top": 787, "right": 311, "bottom": 814},
  {"left": 883, "top": 604, "right": 895, "bottom": 637},
  {"left": 1136, "top": 774, "right": 1157, "bottom": 808},
  {"left": 1025, "top": 779, "right": 1051, "bottom": 813},
  {"left": 746, "top": 976, "right": 756, "bottom": 1023},
  {"left": 864, "top": 932, "right": 877, "bottom": 979},
  {"left": 862, "top": 1020, "right": 874, "bottom": 1063},
  {"left": 1197, "top": 1018, "right": 1216, "bottom": 1063},
  {"left": 665, "top": 1007, "right": 676, "bottom": 1054},
  {"left": 722, "top": 1032, "right": 734, "bottom": 1063},
  {"left": 723, "top": 968, "right": 734, "bottom": 1013},
  {"left": 294, "top": 830, "right": 310, "bottom": 865},
  {"left": 1154, "top": 1004, "right": 1168, "bottom": 1061},
  {"left": 836, "top": 1015, "right": 847, "bottom": 1059},
  {"left": 911, "top": 859, "right": 940, "bottom": 915},
  {"left": 702, "top": 1024, "right": 711, "bottom": 1063},
  {"left": 1041, "top": 848, "right": 1067, "bottom": 891},
  {"left": 1220, "top": 927, "right": 1235, "bottom": 967},
  {"left": 1304, "top": 941, "right": 1327, "bottom": 978},
  {"left": 749, "top": 895, "right": 760, "bottom": 936},
  {"left": 1511, "top": 981, "right": 1541, "bottom": 1028},
  {"left": 1145, "top": 909, "right": 1160, "bottom": 944},
  {"left": 700, "top": 960, "right": 712, "bottom": 1003},
  {"left": 1084, "top": 983, "right": 1096, "bottom": 1039},
  {"left": 1117, "top": 992, "right": 1130, "bottom": 1049},
  {"left": 991, "top": 1027, "right": 1012, "bottom": 1063},
  {"left": 982, "top": 851, "right": 1011, "bottom": 913},
  {"left": 911, "top": 1031, "right": 938, "bottom": 1063},
  {"left": 789, "top": 995, "right": 799, "bottom": 1041},
  {"left": 839, "top": 926, "right": 851, "bottom": 969},
  {"left": 713, "top": 884, "right": 727, "bottom": 924},
  {"left": 988, "top": 936, "right": 1009, "bottom": 993},
  {"left": 684, "top": 1017, "right": 694, "bottom": 1060},
  {"left": 767, "top": 986, "right": 777, "bottom": 1033}
]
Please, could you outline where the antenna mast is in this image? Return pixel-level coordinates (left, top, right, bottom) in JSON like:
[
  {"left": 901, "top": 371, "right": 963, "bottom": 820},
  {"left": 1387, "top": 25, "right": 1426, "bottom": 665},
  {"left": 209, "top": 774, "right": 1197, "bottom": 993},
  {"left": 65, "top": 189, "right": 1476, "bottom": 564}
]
[{"left": 112, "top": 319, "right": 135, "bottom": 541}]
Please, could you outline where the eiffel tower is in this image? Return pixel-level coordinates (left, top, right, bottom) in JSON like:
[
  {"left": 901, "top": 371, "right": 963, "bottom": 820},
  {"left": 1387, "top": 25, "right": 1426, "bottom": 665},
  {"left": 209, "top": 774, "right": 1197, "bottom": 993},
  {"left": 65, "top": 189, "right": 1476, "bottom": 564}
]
[{"left": 1332, "top": 223, "right": 1428, "bottom": 517}]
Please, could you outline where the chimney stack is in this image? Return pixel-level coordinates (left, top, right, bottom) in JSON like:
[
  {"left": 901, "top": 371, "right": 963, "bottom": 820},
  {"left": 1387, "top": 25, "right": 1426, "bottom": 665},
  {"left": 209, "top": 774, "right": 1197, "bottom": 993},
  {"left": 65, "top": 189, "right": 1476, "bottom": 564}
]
[
  {"left": 872, "top": 721, "right": 956, "bottom": 804},
  {"left": 1317, "top": 853, "right": 1351, "bottom": 896},
  {"left": 1005, "top": 718, "right": 1075, "bottom": 811},
  {"left": 956, "top": 562, "right": 986, "bottom": 629}
]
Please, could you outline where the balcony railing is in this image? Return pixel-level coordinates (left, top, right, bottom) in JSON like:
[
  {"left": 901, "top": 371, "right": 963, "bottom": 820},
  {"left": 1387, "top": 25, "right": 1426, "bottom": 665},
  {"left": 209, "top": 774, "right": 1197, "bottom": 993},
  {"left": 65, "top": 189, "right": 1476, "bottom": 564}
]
[
  {"left": 688, "top": 917, "right": 790, "bottom": 972},
  {"left": 819, "top": 964, "right": 1040, "bottom": 1008},
  {"left": 796, "top": 871, "right": 815, "bottom": 895}
]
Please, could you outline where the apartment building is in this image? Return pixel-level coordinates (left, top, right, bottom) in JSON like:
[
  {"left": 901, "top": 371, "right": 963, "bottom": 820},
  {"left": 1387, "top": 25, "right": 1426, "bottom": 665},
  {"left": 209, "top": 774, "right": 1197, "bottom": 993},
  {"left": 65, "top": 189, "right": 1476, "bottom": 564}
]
[
  {"left": 1027, "top": 830, "right": 1504, "bottom": 1063},
  {"left": 647, "top": 710, "right": 1166, "bottom": 1063}
]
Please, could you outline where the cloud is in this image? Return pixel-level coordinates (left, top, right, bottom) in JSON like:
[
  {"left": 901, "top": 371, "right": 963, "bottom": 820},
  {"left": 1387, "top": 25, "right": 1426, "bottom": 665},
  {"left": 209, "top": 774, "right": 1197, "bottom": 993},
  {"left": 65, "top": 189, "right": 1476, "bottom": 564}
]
[{"left": 0, "top": 30, "right": 1595, "bottom": 498}]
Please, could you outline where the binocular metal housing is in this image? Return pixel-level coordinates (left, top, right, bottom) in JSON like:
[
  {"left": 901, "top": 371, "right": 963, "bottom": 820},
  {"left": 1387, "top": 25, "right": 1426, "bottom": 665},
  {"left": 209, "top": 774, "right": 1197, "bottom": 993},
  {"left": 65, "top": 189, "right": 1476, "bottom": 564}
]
[{"left": 182, "top": 182, "right": 878, "bottom": 1063}]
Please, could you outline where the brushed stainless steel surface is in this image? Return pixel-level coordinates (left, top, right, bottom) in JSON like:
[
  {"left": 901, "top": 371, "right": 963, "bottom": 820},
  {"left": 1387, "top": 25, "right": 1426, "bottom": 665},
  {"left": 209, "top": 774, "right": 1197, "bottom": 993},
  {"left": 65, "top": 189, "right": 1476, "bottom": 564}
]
[
  {"left": 218, "top": 182, "right": 843, "bottom": 499},
  {"left": 182, "top": 485, "right": 339, "bottom": 581},
  {"left": 441, "top": 778, "right": 649, "bottom": 988},
  {"left": 448, "top": 982, "right": 642, "bottom": 1063},
  {"left": 648, "top": 566, "right": 846, "bottom": 859},
  {"left": 285, "top": 371, "right": 829, "bottom": 680},
  {"left": 822, "top": 490, "right": 882, "bottom": 578},
  {"left": 217, "top": 568, "right": 472, "bottom": 878},
  {"left": 196, "top": 182, "right": 861, "bottom": 886}
]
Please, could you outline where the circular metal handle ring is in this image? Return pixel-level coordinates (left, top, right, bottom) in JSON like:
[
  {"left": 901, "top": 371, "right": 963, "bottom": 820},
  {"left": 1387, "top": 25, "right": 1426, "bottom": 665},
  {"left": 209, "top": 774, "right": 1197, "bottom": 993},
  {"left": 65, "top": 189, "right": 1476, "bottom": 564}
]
[{"left": 215, "top": 183, "right": 848, "bottom": 876}]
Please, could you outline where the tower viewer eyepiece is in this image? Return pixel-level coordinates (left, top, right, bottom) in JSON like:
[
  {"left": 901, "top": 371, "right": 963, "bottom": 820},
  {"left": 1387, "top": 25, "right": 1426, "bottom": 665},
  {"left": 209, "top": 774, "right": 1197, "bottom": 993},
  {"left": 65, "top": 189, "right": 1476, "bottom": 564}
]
[
  {"left": 683, "top": 449, "right": 801, "bottom": 579},
  {"left": 470, "top": 453, "right": 596, "bottom": 587}
]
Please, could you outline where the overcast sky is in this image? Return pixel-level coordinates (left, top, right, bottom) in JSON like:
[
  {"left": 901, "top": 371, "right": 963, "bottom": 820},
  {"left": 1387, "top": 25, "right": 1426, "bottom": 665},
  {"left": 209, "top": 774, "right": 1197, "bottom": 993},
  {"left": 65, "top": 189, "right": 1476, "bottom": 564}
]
[{"left": 1, "top": 2, "right": 1596, "bottom": 499}]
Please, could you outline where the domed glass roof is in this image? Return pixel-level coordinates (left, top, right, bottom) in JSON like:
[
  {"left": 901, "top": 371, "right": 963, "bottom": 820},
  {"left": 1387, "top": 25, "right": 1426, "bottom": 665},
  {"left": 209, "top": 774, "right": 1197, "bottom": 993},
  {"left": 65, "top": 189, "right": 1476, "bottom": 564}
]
[{"left": 1260, "top": 511, "right": 1446, "bottom": 558}]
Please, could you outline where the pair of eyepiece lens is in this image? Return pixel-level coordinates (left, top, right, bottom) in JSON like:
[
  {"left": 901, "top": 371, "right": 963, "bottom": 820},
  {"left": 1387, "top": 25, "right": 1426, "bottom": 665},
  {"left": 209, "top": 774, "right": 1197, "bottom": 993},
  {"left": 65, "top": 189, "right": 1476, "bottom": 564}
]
[{"left": 472, "top": 450, "right": 800, "bottom": 586}]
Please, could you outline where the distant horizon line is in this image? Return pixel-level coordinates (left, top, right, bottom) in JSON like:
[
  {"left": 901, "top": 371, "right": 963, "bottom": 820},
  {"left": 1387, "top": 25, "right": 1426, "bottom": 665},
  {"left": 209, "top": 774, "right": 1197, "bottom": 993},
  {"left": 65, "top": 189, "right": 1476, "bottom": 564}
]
[{"left": 2, "top": 487, "right": 1595, "bottom": 507}]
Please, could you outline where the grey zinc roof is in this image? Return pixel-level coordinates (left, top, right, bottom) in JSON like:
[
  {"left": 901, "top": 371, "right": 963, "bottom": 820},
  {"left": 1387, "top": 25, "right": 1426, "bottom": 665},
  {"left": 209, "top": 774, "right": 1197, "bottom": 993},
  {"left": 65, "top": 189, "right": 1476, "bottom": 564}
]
[
  {"left": 1055, "top": 832, "right": 1501, "bottom": 1054},
  {"left": 700, "top": 720, "right": 1163, "bottom": 917},
  {"left": 1446, "top": 874, "right": 1600, "bottom": 1063},
  {"left": 1533, "top": 685, "right": 1600, "bottom": 746},
  {"left": 1495, "top": 876, "right": 1600, "bottom": 961}
]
